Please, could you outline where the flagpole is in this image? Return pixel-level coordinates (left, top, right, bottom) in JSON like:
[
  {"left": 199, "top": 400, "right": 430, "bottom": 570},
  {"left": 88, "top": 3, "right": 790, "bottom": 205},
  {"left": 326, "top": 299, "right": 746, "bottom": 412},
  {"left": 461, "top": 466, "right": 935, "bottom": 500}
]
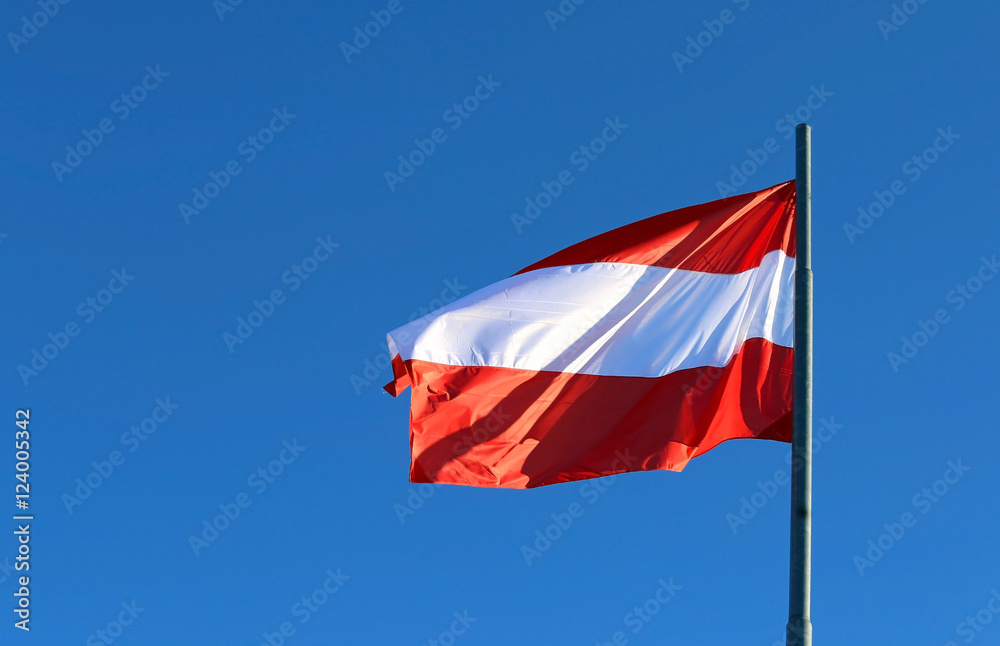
[{"left": 787, "top": 123, "right": 813, "bottom": 646}]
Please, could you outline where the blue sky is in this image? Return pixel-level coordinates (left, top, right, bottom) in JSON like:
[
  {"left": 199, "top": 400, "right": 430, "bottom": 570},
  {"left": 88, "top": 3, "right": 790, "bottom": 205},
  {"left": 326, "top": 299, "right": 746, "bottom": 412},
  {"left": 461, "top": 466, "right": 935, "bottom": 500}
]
[{"left": 2, "top": 0, "right": 999, "bottom": 644}]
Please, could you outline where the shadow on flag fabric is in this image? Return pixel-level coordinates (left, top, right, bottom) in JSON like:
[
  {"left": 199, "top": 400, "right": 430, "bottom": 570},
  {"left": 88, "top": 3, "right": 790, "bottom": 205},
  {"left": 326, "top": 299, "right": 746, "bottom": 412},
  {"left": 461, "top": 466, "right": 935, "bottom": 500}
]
[{"left": 385, "top": 181, "right": 797, "bottom": 488}]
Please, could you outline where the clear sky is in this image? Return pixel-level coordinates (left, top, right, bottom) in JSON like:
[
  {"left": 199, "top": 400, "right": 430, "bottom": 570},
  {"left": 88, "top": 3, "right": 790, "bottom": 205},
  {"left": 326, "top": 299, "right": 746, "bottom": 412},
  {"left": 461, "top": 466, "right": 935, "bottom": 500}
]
[{"left": 2, "top": 0, "right": 999, "bottom": 644}]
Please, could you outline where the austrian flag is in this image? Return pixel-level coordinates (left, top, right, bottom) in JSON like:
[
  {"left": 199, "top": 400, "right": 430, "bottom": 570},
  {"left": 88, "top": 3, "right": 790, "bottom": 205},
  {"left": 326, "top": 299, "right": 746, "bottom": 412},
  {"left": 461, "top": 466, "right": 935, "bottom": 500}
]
[{"left": 386, "top": 181, "right": 797, "bottom": 488}]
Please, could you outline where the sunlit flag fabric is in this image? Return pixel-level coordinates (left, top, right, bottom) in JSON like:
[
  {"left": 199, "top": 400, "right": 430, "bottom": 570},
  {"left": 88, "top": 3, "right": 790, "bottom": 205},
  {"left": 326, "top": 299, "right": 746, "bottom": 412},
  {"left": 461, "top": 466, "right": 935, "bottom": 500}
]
[{"left": 385, "top": 181, "right": 797, "bottom": 488}]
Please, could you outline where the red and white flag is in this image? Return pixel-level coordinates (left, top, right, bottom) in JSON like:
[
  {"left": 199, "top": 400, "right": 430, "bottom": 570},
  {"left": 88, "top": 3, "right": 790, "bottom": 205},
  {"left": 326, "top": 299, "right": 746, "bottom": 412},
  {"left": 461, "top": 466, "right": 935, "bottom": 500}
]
[{"left": 385, "top": 181, "right": 797, "bottom": 488}]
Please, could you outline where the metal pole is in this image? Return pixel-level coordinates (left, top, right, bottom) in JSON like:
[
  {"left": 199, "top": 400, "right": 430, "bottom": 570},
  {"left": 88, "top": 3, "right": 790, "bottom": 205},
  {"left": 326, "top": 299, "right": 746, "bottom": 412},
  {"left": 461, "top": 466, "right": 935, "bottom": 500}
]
[{"left": 787, "top": 123, "right": 813, "bottom": 646}]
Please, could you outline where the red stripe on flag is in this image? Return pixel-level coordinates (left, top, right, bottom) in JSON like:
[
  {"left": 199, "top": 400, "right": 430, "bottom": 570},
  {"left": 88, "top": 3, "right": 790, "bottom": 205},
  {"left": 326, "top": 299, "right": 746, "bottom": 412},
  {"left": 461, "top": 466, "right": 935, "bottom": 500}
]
[
  {"left": 403, "top": 338, "right": 793, "bottom": 489},
  {"left": 516, "top": 181, "right": 796, "bottom": 275},
  {"left": 385, "top": 353, "right": 411, "bottom": 397}
]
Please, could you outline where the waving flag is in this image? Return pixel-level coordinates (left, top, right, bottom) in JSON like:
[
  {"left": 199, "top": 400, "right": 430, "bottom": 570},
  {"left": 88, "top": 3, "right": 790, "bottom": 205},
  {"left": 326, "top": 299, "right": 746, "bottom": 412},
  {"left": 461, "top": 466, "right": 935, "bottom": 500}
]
[{"left": 386, "top": 181, "right": 797, "bottom": 488}]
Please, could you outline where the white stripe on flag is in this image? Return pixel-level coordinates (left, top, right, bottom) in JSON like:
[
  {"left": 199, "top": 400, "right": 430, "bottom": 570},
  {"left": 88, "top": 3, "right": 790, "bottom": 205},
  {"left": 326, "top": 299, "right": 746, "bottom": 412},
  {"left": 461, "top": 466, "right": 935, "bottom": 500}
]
[{"left": 388, "top": 249, "right": 794, "bottom": 379}]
